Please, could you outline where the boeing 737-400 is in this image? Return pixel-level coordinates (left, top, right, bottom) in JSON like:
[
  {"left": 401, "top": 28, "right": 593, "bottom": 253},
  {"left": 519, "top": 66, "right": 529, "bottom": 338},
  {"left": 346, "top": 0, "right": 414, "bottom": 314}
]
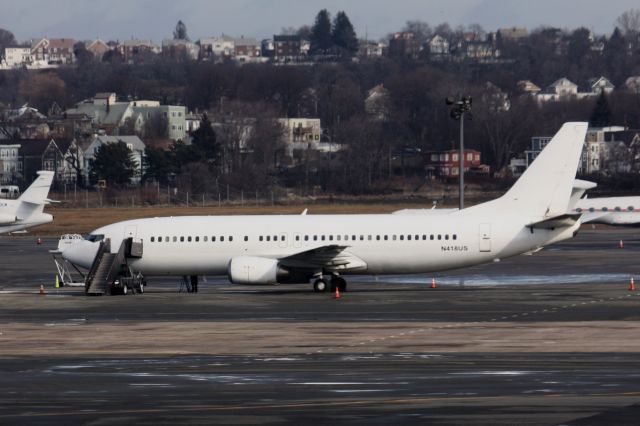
[
  {"left": 62, "top": 123, "right": 588, "bottom": 294},
  {"left": 0, "top": 171, "right": 55, "bottom": 234}
]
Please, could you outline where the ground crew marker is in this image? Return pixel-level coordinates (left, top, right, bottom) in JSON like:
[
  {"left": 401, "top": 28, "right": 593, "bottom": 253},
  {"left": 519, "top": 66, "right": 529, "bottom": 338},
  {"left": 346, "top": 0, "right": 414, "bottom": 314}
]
[
  {"left": 619, "top": 240, "right": 624, "bottom": 249},
  {"left": 431, "top": 278, "right": 437, "bottom": 289},
  {"left": 334, "top": 286, "right": 341, "bottom": 299},
  {"left": 55, "top": 275, "right": 59, "bottom": 289},
  {"left": 39, "top": 284, "right": 45, "bottom": 295},
  {"left": 630, "top": 277, "right": 635, "bottom": 292}
]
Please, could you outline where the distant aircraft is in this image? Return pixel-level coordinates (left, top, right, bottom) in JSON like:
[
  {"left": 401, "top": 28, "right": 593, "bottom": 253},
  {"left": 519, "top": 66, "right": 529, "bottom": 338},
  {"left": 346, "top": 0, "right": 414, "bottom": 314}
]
[
  {"left": 574, "top": 196, "right": 640, "bottom": 226},
  {"left": 0, "top": 171, "right": 55, "bottom": 234},
  {"left": 62, "top": 123, "right": 588, "bottom": 294}
]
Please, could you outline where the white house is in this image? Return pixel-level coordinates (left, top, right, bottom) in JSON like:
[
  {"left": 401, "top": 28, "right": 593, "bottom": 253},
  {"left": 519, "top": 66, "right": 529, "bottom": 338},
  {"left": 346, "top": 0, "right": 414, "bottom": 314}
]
[
  {"left": 3, "top": 46, "right": 32, "bottom": 67},
  {"left": 428, "top": 35, "right": 450, "bottom": 56},
  {"left": 0, "top": 143, "right": 22, "bottom": 183}
]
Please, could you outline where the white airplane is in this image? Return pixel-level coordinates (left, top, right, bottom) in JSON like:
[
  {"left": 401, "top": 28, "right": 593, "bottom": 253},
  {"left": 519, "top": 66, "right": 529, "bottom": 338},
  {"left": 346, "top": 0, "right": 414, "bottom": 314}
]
[
  {"left": 573, "top": 196, "right": 640, "bottom": 226},
  {"left": 0, "top": 171, "right": 55, "bottom": 234},
  {"left": 62, "top": 123, "right": 588, "bottom": 293}
]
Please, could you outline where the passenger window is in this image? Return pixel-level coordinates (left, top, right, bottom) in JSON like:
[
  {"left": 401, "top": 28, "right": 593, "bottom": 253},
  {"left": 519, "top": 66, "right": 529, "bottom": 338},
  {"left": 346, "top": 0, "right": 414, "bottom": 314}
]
[
  {"left": 272, "top": 235, "right": 276, "bottom": 241},
  {"left": 430, "top": 235, "right": 434, "bottom": 240},
  {"left": 212, "top": 236, "right": 216, "bottom": 242},
  {"left": 422, "top": 235, "right": 426, "bottom": 240},
  {"left": 415, "top": 234, "right": 419, "bottom": 240},
  {"left": 352, "top": 235, "right": 356, "bottom": 241},
  {"left": 384, "top": 235, "right": 388, "bottom": 240},
  {"left": 589, "top": 207, "right": 595, "bottom": 212},
  {"left": 180, "top": 236, "right": 184, "bottom": 242},
  {"left": 628, "top": 206, "right": 634, "bottom": 211},
  {"left": 220, "top": 236, "right": 225, "bottom": 242},
  {"left": 337, "top": 235, "right": 341, "bottom": 241},
  {"left": 229, "top": 236, "right": 233, "bottom": 242},
  {"left": 368, "top": 235, "right": 372, "bottom": 240},
  {"left": 400, "top": 235, "right": 404, "bottom": 241},
  {"left": 453, "top": 235, "right": 457, "bottom": 240},
  {"left": 376, "top": 235, "right": 380, "bottom": 241},
  {"left": 392, "top": 235, "right": 397, "bottom": 241},
  {"left": 295, "top": 235, "right": 300, "bottom": 241},
  {"left": 359, "top": 235, "right": 364, "bottom": 241},
  {"left": 344, "top": 235, "right": 348, "bottom": 240},
  {"left": 407, "top": 235, "right": 411, "bottom": 240},
  {"left": 266, "top": 236, "right": 271, "bottom": 241},
  {"left": 445, "top": 235, "right": 449, "bottom": 240},
  {"left": 615, "top": 207, "right": 621, "bottom": 212},
  {"left": 173, "top": 236, "right": 177, "bottom": 242},
  {"left": 329, "top": 235, "right": 333, "bottom": 241},
  {"left": 304, "top": 235, "right": 309, "bottom": 241},
  {"left": 437, "top": 235, "right": 442, "bottom": 240},
  {"left": 576, "top": 207, "right": 583, "bottom": 213},
  {"left": 151, "top": 237, "right": 155, "bottom": 242},
  {"left": 601, "top": 207, "right": 608, "bottom": 212},
  {"left": 188, "top": 236, "right": 192, "bottom": 242},
  {"left": 195, "top": 236, "right": 199, "bottom": 242},
  {"left": 321, "top": 235, "right": 325, "bottom": 241},
  {"left": 244, "top": 236, "right": 248, "bottom": 242},
  {"left": 204, "top": 236, "right": 208, "bottom": 242},
  {"left": 313, "top": 235, "right": 317, "bottom": 241}
]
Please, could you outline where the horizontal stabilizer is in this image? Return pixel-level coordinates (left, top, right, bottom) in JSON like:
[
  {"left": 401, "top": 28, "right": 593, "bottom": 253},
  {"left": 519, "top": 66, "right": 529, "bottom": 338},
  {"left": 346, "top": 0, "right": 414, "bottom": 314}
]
[{"left": 527, "top": 214, "right": 581, "bottom": 229}]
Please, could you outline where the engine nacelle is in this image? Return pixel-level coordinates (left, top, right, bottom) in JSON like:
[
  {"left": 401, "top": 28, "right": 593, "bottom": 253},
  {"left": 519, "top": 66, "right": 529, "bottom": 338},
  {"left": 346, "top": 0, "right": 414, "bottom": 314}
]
[
  {"left": 0, "top": 213, "right": 17, "bottom": 225},
  {"left": 228, "top": 256, "right": 290, "bottom": 285}
]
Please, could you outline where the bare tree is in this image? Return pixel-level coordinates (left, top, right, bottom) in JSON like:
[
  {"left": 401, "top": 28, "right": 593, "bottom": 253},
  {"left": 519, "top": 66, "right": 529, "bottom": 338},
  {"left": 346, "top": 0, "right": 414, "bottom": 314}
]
[{"left": 616, "top": 9, "right": 640, "bottom": 36}]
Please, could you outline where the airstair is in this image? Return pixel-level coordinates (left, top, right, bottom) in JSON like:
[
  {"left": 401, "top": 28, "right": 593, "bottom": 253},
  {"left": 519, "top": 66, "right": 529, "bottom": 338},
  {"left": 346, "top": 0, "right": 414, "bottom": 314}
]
[
  {"left": 85, "top": 238, "right": 145, "bottom": 295},
  {"left": 52, "top": 235, "right": 145, "bottom": 296}
]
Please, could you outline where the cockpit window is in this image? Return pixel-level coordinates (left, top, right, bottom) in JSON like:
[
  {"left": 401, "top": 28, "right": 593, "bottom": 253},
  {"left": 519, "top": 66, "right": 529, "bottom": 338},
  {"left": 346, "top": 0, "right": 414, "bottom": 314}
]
[{"left": 86, "top": 234, "right": 104, "bottom": 242}]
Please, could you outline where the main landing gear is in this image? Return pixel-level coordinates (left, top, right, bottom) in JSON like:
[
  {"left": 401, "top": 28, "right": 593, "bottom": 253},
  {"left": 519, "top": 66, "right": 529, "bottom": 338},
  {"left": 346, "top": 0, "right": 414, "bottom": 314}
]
[{"left": 313, "top": 275, "right": 347, "bottom": 293}]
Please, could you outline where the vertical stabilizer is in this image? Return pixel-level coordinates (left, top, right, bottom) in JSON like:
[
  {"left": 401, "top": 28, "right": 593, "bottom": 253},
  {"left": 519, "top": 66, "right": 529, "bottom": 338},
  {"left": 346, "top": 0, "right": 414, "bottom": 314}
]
[
  {"left": 499, "top": 122, "right": 588, "bottom": 219},
  {"left": 17, "top": 171, "right": 55, "bottom": 216}
]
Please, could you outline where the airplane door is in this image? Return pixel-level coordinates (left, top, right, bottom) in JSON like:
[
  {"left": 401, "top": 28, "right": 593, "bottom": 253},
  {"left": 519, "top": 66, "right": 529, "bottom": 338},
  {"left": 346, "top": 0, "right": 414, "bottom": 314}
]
[
  {"left": 124, "top": 225, "right": 137, "bottom": 239},
  {"left": 479, "top": 223, "right": 491, "bottom": 252},
  {"left": 279, "top": 233, "right": 288, "bottom": 248}
]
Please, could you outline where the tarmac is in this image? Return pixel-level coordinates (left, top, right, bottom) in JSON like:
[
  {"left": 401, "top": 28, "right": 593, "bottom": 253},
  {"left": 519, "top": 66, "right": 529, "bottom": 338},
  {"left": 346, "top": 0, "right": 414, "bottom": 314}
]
[{"left": 1, "top": 227, "right": 640, "bottom": 425}]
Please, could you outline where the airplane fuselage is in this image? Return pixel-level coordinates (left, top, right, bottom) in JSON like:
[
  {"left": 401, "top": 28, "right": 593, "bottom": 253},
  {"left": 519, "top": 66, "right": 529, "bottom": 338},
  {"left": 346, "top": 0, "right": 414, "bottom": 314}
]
[{"left": 71, "top": 210, "right": 578, "bottom": 277}]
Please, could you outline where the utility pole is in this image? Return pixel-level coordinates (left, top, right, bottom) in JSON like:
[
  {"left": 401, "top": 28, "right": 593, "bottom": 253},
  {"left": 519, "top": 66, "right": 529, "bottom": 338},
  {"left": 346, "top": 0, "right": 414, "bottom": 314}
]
[{"left": 445, "top": 96, "right": 472, "bottom": 210}]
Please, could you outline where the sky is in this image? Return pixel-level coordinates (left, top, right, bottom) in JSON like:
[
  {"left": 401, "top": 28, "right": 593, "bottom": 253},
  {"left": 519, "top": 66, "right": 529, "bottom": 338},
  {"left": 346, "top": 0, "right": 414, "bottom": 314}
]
[{"left": 1, "top": 0, "right": 638, "bottom": 43}]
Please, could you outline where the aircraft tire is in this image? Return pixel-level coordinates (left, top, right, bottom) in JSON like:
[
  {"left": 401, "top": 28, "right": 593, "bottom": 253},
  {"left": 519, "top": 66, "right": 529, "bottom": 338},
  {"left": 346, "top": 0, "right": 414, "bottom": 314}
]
[{"left": 313, "top": 279, "right": 328, "bottom": 293}]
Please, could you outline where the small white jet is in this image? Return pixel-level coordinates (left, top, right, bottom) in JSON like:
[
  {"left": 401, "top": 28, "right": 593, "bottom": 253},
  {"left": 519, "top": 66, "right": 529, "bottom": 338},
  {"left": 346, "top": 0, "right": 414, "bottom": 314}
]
[
  {"left": 572, "top": 196, "right": 640, "bottom": 226},
  {"left": 62, "top": 123, "right": 588, "bottom": 293},
  {"left": 0, "top": 171, "right": 55, "bottom": 234}
]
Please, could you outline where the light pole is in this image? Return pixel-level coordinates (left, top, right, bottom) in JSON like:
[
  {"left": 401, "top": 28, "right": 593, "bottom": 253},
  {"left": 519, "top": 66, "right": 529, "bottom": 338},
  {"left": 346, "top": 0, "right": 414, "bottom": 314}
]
[{"left": 445, "top": 96, "right": 472, "bottom": 210}]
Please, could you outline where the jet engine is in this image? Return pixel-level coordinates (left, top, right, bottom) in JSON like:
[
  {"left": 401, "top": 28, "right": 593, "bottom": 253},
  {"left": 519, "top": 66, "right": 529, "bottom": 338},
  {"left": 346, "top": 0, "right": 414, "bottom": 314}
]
[
  {"left": 228, "top": 256, "right": 291, "bottom": 285},
  {"left": 0, "top": 213, "right": 17, "bottom": 225}
]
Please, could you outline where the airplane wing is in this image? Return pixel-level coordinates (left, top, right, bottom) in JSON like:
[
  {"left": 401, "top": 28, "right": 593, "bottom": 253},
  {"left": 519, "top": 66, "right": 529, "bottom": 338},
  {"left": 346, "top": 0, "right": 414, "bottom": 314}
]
[
  {"left": 579, "top": 211, "right": 609, "bottom": 224},
  {"left": 278, "top": 244, "right": 367, "bottom": 272}
]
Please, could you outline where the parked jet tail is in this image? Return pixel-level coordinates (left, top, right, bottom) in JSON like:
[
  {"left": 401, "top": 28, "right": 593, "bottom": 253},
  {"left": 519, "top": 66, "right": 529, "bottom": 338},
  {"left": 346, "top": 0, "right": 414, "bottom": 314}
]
[
  {"left": 16, "top": 171, "right": 55, "bottom": 217},
  {"left": 493, "top": 122, "right": 588, "bottom": 220}
]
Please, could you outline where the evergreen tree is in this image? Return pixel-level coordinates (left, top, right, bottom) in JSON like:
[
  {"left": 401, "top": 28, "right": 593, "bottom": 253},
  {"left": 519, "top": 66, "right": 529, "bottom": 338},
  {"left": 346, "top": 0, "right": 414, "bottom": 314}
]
[
  {"left": 90, "top": 141, "right": 138, "bottom": 186},
  {"left": 143, "top": 146, "right": 172, "bottom": 184},
  {"left": 331, "top": 11, "right": 358, "bottom": 56},
  {"left": 589, "top": 92, "right": 612, "bottom": 128},
  {"left": 173, "top": 20, "right": 189, "bottom": 40},
  {"left": 310, "top": 9, "right": 332, "bottom": 54},
  {"left": 191, "top": 114, "right": 220, "bottom": 161}
]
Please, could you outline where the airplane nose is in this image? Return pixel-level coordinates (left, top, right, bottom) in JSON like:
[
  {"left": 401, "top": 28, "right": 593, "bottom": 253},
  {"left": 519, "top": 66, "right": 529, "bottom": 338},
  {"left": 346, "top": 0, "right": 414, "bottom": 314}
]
[{"left": 61, "top": 240, "right": 100, "bottom": 269}]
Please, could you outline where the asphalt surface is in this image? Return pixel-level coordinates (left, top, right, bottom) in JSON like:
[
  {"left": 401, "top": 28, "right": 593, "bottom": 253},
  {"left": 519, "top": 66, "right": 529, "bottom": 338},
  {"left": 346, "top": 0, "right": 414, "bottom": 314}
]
[{"left": 1, "top": 227, "right": 640, "bottom": 425}]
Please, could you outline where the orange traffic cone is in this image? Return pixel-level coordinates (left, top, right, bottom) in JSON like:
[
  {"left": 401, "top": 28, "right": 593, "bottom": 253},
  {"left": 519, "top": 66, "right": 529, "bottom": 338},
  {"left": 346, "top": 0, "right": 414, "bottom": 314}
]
[
  {"left": 334, "top": 286, "right": 341, "bottom": 299},
  {"left": 619, "top": 240, "right": 624, "bottom": 249},
  {"left": 431, "top": 278, "right": 437, "bottom": 289},
  {"left": 39, "top": 284, "right": 45, "bottom": 295},
  {"left": 630, "top": 277, "right": 636, "bottom": 292},
  {"left": 36, "top": 237, "right": 42, "bottom": 245}
]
